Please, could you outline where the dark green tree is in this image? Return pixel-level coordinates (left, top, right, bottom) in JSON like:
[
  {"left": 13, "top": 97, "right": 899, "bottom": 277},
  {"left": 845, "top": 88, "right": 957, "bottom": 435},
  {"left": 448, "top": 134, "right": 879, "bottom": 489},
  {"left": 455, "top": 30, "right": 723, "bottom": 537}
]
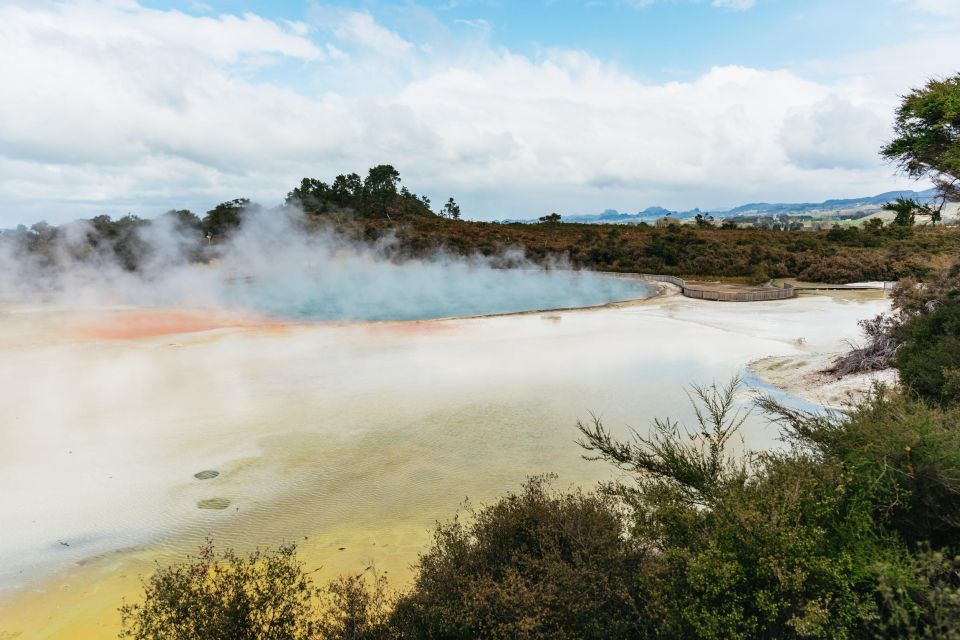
[
  {"left": 317, "top": 573, "right": 393, "bottom": 640},
  {"left": 441, "top": 197, "right": 460, "bottom": 220},
  {"left": 538, "top": 212, "right": 562, "bottom": 224},
  {"left": 694, "top": 212, "right": 715, "bottom": 228},
  {"left": 331, "top": 173, "right": 364, "bottom": 208},
  {"left": 286, "top": 178, "right": 332, "bottom": 214},
  {"left": 364, "top": 165, "right": 401, "bottom": 218},
  {"left": 881, "top": 74, "right": 960, "bottom": 207},
  {"left": 202, "top": 198, "right": 253, "bottom": 240},
  {"left": 883, "top": 196, "right": 939, "bottom": 226}
]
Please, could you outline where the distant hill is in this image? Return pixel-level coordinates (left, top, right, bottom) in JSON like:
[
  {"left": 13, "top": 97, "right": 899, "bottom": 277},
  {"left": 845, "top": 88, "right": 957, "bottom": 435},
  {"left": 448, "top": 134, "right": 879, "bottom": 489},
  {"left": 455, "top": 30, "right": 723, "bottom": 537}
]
[{"left": 549, "top": 188, "right": 940, "bottom": 224}]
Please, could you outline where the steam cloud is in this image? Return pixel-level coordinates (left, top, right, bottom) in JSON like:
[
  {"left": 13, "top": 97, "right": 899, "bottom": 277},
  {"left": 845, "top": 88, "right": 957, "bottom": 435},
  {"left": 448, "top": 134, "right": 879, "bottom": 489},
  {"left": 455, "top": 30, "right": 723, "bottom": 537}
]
[{"left": 0, "top": 209, "right": 650, "bottom": 320}]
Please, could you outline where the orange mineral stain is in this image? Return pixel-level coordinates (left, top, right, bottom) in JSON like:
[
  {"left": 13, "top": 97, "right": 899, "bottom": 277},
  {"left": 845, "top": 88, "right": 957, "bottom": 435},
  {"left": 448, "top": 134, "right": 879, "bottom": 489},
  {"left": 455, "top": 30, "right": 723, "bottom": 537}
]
[{"left": 68, "top": 310, "right": 267, "bottom": 341}]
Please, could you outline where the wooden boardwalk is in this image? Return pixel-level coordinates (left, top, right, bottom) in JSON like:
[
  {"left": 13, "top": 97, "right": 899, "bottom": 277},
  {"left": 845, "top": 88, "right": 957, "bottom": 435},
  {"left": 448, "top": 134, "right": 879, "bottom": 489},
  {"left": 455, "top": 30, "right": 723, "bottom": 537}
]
[{"left": 636, "top": 274, "right": 891, "bottom": 302}]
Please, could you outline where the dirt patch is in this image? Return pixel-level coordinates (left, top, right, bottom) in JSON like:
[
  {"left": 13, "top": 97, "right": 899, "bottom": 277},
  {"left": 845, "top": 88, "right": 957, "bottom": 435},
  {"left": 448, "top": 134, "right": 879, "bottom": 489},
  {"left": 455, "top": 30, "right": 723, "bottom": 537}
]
[{"left": 749, "top": 353, "right": 899, "bottom": 411}]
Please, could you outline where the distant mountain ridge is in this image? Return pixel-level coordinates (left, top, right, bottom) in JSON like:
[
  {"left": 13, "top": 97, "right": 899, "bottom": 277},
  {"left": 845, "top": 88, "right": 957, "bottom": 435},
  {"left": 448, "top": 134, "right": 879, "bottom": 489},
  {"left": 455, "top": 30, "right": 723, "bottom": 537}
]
[{"left": 551, "top": 188, "right": 939, "bottom": 224}]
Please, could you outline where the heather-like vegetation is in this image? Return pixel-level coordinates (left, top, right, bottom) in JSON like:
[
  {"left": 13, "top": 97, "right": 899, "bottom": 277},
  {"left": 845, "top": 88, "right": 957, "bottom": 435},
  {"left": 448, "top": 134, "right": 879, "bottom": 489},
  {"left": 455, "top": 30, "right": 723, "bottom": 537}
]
[{"left": 371, "top": 216, "right": 960, "bottom": 283}]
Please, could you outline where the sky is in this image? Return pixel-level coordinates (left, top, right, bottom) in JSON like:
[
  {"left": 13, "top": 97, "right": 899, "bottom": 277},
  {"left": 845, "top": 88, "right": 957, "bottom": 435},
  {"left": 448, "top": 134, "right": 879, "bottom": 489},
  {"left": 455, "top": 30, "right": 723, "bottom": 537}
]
[{"left": 1, "top": 0, "right": 959, "bottom": 224}]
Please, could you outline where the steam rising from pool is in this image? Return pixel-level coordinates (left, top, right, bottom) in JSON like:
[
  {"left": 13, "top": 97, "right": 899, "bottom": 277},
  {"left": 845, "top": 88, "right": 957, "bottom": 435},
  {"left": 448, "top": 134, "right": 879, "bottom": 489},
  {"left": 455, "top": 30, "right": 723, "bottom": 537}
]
[
  {"left": 0, "top": 207, "right": 651, "bottom": 319},
  {"left": 224, "top": 267, "right": 650, "bottom": 322}
]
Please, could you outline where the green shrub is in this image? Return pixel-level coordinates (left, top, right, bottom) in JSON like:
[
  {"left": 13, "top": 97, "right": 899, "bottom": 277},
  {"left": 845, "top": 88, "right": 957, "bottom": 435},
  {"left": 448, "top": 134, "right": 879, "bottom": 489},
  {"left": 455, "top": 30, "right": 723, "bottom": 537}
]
[
  {"left": 390, "top": 476, "right": 646, "bottom": 640},
  {"left": 875, "top": 550, "right": 960, "bottom": 639},
  {"left": 119, "top": 541, "right": 323, "bottom": 640},
  {"left": 896, "top": 297, "right": 960, "bottom": 406}
]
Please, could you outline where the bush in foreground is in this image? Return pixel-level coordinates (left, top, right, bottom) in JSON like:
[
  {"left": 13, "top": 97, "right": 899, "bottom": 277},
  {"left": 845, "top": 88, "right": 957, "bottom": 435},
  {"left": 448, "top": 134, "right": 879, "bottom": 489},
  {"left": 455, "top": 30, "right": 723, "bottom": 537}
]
[
  {"left": 119, "top": 542, "right": 391, "bottom": 640},
  {"left": 122, "top": 382, "right": 960, "bottom": 640},
  {"left": 390, "top": 476, "right": 645, "bottom": 639},
  {"left": 896, "top": 294, "right": 960, "bottom": 406},
  {"left": 119, "top": 542, "right": 322, "bottom": 640}
]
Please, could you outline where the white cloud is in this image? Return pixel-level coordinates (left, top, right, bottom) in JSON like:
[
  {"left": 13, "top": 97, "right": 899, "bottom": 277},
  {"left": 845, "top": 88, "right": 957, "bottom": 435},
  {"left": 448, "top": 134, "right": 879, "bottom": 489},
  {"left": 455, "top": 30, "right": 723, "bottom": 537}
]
[
  {"left": 332, "top": 11, "right": 414, "bottom": 57},
  {"left": 781, "top": 97, "right": 888, "bottom": 170},
  {"left": 0, "top": 1, "right": 324, "bottom": 63},
  {"left": 0, "top": 0, "right": 955, "bottom": 224}
]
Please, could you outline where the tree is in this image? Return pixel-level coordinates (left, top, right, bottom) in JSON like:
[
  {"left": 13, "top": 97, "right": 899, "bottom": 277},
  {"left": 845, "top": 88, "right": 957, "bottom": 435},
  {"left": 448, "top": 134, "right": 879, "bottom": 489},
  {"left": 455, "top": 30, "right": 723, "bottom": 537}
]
[
  {"left": 577, "top": 377, "right": 960, "bottom": 638},
  {"left": 286, "top": 178, "right": 331, "bottom": 214},
  {"left": 884, "top": 196, "right": 940, "bottom": 226},
  {"left": 331, "top": 173, "right": 364, "bottom": 208},
  {"left": 882, "top": 74, "right": 960, "bottom": 208},
  {"left": 538, "top": 212, "right": 562, "bottom": 224},
  {"left": 441, "top": 197, "right": 460, "bottom": 220},
  {"left": 364, "top": 165, "right": 401, "bottom": 218},
  {"left": 161, "top": 209, "right": 202, "bottom": 233},
  {"left": 694, "top": 212, "right": 715, "bottom": 228},
  {"left": 81, "top": 214, "right": 151, "bottom": 271},
  {"left": 281, "top": 168, "right": 438, "bottom": 219},
  {"left": 202, "top": 198, "right": 252, "bottom": 239}
]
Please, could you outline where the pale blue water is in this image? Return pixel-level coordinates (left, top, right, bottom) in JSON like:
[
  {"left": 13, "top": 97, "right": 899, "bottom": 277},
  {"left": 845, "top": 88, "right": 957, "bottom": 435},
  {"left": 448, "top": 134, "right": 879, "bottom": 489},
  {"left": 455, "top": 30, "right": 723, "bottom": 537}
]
[{"left": 223, "top": 268, "right": 653, "bottom": 322}]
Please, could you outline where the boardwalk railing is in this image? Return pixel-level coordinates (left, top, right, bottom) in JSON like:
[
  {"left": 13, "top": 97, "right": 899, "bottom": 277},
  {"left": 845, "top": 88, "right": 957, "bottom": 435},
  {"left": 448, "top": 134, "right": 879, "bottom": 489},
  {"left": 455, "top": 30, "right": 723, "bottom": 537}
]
[{"left": 635, "top": 274, "right": 796, "bottom": 302}]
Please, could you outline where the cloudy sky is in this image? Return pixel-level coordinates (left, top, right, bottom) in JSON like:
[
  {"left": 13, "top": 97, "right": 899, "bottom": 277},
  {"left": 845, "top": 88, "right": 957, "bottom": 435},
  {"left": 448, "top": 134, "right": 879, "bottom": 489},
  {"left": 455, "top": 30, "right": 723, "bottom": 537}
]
[{"left": 1, "top": 0, "right": 958, "bottom": 224}]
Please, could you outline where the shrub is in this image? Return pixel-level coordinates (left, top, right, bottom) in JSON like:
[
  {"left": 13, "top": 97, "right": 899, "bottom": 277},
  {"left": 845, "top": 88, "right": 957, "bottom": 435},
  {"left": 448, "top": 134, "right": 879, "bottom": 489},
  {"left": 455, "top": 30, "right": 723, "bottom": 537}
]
[
  {"left": 581, "top": 381, "right": 960, "bottom": 638},
  {"left": 119, "top": 541, "right": 323, "bottom": 640},
  {"left": 896, "top": 297, "right": 960, "bottom": 406},
  {"left": 875, "top": 550, "right": 960, "bottom": 639},
  {"left": 317, "top": 573, "right": 393, "bottom": 640},
  {"left": 390, "top": 475, "right": 646, "bottom": 640}
]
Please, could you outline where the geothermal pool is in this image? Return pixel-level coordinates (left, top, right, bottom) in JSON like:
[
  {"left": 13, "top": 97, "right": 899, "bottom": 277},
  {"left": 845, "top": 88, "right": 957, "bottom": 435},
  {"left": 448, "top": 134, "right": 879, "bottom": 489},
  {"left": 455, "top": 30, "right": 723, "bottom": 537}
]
[
  {"left": 0, "top": 286, "right": 890, "bottom": 639},
  {"left": 223, "top": 269, "right": 654, "bottom": 321}
]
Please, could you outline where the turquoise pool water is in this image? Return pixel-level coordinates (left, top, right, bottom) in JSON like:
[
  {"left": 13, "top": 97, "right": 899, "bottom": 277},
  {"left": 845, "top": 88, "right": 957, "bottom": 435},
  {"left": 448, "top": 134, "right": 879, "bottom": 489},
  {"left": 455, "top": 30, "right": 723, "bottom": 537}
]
[{"left": 223, "top": 268, "right": 653, "bottom": 321}]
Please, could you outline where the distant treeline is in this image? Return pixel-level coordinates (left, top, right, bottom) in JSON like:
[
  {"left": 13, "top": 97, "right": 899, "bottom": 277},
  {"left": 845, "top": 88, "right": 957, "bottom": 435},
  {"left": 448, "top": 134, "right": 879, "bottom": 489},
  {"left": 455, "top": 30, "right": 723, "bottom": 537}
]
[
  {"left": 4, "top": 161, "right": 960, "bottom": 284},
  {"left": 5, "top": 193, "right": 960, "bottom": 287},
  {"left": 0, "top": 164, "right": 454, "bottom": 274}
]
